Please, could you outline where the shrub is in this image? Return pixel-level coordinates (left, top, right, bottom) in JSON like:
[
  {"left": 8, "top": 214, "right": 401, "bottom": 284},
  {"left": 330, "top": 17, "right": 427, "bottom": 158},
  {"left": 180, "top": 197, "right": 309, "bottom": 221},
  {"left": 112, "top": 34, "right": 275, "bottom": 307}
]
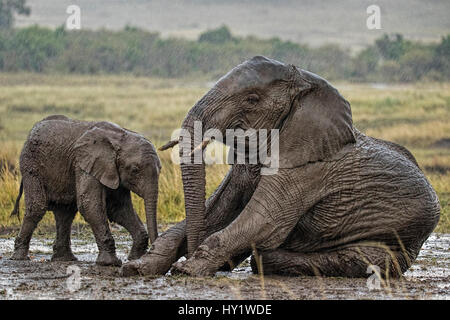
[{"left": 0, "top": 25, "right": 448, "bottom": 82}]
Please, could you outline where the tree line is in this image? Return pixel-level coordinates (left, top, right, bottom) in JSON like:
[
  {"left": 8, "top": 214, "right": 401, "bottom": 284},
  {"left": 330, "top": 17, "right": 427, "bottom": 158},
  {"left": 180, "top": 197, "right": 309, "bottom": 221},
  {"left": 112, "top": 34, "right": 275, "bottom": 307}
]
[{"left": 0, "top": 25, "right": 448, "bottom": 82}]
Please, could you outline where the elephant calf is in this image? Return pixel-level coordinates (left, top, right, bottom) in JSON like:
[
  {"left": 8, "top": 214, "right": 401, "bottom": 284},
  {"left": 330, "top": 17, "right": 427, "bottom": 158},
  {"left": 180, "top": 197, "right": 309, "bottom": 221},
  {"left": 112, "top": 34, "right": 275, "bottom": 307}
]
[{"left": 10, "top": 115, "right": 161, "bottom": 266}]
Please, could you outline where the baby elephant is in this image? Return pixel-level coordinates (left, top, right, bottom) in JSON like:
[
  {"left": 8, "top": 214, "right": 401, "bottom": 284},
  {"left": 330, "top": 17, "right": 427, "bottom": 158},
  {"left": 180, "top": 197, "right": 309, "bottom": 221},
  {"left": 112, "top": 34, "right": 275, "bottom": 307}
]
[{"left": 10, "top": 115, "right": 161, "bottom": 266}]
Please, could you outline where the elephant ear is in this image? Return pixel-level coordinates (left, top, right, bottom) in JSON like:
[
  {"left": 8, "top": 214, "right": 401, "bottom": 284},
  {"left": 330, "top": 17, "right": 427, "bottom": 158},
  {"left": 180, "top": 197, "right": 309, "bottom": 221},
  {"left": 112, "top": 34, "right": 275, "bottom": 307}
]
[
  {"left": 74, "top": 127, "right": 120, "bottom": 189},
  {"left": 277, "top": 68, "right": 355, "bottom": 168}
]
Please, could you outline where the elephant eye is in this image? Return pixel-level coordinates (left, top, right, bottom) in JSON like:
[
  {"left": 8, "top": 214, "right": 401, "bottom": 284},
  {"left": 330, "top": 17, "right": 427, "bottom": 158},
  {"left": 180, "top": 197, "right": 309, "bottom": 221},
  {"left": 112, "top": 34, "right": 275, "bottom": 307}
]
[
  {"left": 245, "top": 93, "right": 260, "bottom": 105},
  {"left": 128, "top": 165, "right": 139, "bottom": 174}
]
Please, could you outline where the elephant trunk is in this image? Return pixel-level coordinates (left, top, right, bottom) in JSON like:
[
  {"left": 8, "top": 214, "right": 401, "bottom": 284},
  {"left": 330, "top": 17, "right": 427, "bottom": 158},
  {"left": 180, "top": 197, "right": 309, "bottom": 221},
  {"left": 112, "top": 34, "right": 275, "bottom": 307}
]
[
  {"left": 144, "top": 185, "right": 159, "bottom": 244},
  {"left": 179, "top": 103, "right": 209, "bottom": 258}
]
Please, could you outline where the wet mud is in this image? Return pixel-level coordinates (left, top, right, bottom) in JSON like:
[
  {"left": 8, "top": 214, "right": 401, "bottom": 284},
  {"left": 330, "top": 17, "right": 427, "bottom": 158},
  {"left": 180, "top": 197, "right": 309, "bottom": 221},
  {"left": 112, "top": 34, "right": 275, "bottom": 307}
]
[{"left": 0, "top": 232, "right": 448, "bottom": 300}]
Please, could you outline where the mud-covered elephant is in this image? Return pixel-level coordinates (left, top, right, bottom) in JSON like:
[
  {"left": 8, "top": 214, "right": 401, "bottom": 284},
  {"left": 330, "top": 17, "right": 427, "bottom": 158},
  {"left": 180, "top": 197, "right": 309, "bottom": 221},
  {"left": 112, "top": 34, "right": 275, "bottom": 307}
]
[
  {"left": 10, "top": 115, "right": 161, "bottom": 266},
  {"left": 121, "top": 56, "right": 440, "bottom": 277}
]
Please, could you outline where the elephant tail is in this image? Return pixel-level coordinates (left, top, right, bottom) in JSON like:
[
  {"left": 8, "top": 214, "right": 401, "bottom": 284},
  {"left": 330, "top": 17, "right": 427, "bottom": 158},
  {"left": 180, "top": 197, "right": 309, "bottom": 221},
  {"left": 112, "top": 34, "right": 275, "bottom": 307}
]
[{"left": 10, "top": 180, "right": 23, "bottom": 219}]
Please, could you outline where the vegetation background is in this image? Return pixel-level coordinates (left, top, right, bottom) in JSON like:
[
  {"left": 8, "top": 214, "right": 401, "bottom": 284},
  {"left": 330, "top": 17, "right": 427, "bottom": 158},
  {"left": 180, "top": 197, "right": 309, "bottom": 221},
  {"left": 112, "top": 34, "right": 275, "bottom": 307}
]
[{"left": 0, "top": 0, "right": 449, "bottom": 234}]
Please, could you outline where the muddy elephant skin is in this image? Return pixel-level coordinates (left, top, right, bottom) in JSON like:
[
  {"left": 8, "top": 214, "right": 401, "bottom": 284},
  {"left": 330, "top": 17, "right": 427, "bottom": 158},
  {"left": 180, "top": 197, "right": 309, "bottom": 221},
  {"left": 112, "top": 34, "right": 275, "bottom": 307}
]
[
  {"left": 121, "top": 56, "right": 440, "bottom": 278},
  {"left": 10, "top": 115, "right": 161, "bottom": 266}
]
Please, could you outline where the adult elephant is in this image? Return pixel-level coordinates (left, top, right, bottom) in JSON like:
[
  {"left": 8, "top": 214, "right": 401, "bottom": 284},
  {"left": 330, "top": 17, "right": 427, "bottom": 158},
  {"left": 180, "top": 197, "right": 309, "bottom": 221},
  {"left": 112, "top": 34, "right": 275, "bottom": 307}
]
[
  {"left": 121, "top": 56, "right": 440, "bottom": 277},
  {"left": 10, "top": 115, "right": 160, "bottom": 266}
]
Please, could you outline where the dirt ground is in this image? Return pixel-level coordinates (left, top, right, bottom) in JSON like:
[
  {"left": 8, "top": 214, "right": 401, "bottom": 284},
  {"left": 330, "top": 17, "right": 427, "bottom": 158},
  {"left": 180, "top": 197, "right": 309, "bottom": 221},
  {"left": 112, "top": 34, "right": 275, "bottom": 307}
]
[{"left": 0, "top": 232, "right": 448, "bottom": 300}]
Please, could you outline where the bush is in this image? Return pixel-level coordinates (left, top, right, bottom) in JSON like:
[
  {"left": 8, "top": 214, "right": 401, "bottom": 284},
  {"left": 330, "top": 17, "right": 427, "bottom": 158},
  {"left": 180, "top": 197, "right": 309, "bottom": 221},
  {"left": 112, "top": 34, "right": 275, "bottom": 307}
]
[
  {"left": 0, "top": 25, "right": 448, "bottom": 82},
  {"left": 2, "top": 25, "right": 64, "bottom": 71},
  {"left": 434, "top": 35, "right": 450, "bottom": 79},
  {"left": 351, "top": 47, "right": 379, "bottom": 80},
  {"left": 198, "top": 25, "right": 234, "bottom": 44},
  {"left": 398, "top": 46, "right": 435, "bottom": 82}
]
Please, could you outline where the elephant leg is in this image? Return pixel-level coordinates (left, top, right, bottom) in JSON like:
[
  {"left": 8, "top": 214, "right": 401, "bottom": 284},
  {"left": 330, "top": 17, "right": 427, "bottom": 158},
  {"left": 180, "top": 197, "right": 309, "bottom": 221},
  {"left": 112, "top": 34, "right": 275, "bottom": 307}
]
[
  {"left": 51, "top": 206, "right": 78, "bottom": 261},
  {"left": 120, "top": 220, "right": 187, "bottom": 277},
  {"left": 76, "top": 172, "right": 121, "bottom": 267},
  {"left": 106, "top": 188, "right": 148, "bottom": 261},
  {"left": 205, "top": 165, "right": 259, "bottom": 271},
  {"left": 171, "top": 172, "right": 312, "bottom": 276},
  {"left": 219, "top": 250, "right": 253, "bottom": 271},
  {"left": 120, "top": 165, "right": 259, "bottom": 276},
  {"left": 10, "top": 176, "right": 47, "bottom": 260},
  {"left": 249, "top": 246, "right": 410, "bottom": 278},
  {"left": 120, "top": 214, "right": 244, "bottom": 277}
]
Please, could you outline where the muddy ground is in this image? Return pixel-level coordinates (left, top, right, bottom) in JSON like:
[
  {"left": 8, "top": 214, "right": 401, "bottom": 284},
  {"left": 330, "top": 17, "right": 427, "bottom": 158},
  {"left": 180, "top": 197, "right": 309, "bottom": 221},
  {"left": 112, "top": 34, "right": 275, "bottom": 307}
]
[{"left": 0, "top": 231, "right": 448, "bottom": 300}]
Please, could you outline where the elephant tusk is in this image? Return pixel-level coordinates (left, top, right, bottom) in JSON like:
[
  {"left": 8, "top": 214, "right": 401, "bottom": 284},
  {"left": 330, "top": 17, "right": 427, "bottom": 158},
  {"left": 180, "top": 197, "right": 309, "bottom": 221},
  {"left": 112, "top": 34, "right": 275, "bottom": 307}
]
[
  {"left": 189, "top": 139, "right": 211, "bottom": 157},
  {"left": 160, "top": 138, "right": 211, "bottom": 155},
  {"left": 159, "top": 139, "right": 179, "bottom": 151}
]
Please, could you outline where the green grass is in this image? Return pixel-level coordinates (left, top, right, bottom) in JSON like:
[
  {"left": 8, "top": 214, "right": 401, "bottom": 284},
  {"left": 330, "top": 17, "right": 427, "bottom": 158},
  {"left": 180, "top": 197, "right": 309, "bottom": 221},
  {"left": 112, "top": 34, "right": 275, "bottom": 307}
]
[{"left": 0, "top": 73, "right": 449, "bottom": 232}]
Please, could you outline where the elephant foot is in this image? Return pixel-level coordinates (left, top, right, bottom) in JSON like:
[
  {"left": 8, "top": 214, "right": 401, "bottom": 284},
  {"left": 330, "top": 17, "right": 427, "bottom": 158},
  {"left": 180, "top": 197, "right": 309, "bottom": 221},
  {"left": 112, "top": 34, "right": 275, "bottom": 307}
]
[
  {"left": 9, "top": 249, "right": 30, "bottom": 261},
  {"left": 51, "top": 251, "right": 78, "bottom": 262},
  {"left": 120, "top": 252, "right": 173, "bottom": 277},
  {"left": 127, "top": 247, "right": 147, "bottom": 261},
  {"left": 119, "top": 260, "right": 141, "bottom": 277},
  {"left": 96, "top": 251, "right": 122, "bottom": 267},
  {"left": 171, "top": 245, "right": 218, "bottom": 277},
  {"left": 171, "top": 259, "right": 215, "bottom": 277},
  {"left": 127, "top": 235, "right": 149, "bottom": 261}
]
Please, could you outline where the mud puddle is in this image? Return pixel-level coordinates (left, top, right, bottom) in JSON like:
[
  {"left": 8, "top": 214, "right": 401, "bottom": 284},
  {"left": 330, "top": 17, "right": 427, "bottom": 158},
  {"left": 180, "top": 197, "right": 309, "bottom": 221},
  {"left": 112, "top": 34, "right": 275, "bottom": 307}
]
[{"left": 0, "top": 233, "right": 448, "bottom": 300}]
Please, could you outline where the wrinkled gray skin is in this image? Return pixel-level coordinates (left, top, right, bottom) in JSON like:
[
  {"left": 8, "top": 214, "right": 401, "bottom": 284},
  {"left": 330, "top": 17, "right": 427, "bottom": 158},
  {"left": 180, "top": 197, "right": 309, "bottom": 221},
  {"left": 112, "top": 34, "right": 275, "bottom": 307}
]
[
  {"left": 121, "top": 56, "right": 440, "bottom": 277},
  {"left": 10, "top": 115, "right": 161, "bottom": 266}
]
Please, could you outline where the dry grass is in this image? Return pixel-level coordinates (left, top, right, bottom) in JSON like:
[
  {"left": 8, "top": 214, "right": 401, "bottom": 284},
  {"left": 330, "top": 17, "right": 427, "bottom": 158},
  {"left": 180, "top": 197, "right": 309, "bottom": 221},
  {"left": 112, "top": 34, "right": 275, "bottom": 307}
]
[{"left": 0, "top": 74, "right": 449, "bottom": 232}]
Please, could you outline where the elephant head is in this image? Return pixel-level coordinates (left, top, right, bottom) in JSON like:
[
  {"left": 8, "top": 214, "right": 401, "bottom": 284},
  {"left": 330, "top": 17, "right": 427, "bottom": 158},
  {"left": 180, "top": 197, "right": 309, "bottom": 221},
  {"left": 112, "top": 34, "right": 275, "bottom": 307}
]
[
  {"left": 74, "top": 122, "right": 161, "bottom": 243},
  {"left": 177, "top": 56, "right": 355, "bottom": 257}
]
